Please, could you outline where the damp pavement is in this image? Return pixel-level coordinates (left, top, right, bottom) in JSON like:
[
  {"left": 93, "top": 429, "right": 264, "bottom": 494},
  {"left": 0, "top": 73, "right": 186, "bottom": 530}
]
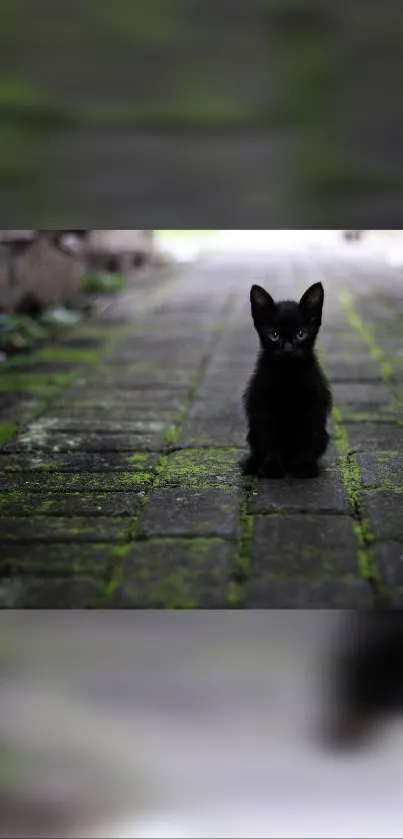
[{"left": 0, "top": 238, "right": 403, "bottom": 607}]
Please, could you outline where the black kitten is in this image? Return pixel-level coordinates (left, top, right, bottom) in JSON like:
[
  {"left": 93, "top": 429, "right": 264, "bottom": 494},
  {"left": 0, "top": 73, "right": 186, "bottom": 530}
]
[{"left": 242, "top": 281, "right": 332, "bottom": 479}]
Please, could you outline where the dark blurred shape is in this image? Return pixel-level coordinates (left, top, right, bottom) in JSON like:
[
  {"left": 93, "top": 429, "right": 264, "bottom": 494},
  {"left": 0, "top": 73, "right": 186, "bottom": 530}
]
[
  {"left": 343, "top": 230, "right": 364, "bottom": 241},
  {"left": 14, "top": 290, "right": 44, "bottom": 317},
  {"left": 324, "top": 610, "right": 403, "bottom": 749}
]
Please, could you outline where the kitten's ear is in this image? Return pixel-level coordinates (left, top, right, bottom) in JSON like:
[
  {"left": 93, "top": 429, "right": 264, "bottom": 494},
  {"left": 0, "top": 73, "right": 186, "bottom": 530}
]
[
  {"left": 250, "top": 285, "right": 275, "bottom": 314},
  {"left": 299, "top": 282, "right": 324, "bottom": 320}
]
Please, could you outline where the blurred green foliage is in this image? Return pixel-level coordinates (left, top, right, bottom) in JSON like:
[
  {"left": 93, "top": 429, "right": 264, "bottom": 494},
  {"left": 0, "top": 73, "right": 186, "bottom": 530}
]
[
  {"left": 0, "top": 0, "right": 402, "bottom": 222},
  {"left": 0, "top": 313, "right": 48, "bottom": 353},
  {"left": 79, "top": 272, "right": 128, "bottom": 294}
]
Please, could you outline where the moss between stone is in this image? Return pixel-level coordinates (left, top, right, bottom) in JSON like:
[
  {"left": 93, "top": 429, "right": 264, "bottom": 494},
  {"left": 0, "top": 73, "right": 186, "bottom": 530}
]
[
  {"left": 157, "top": 297, "right": 234, "bottom": 450},
  {"left": 227, "top": 474, "right": 258, "bottom": 607},
  {"left": 332, "top": 405, "right": 382, "bottom": 590},
  {"left": 226, "top": 580, "right": 245, "bottom": 607},
  {"left": 91, "top": 544, "right": 132, "bottom": 607},
  {"left": 338, "top": 289, "right": 394, "bottom": 383},
  {"left": 128, "top": 452, "right": 150, "bottom": 465},
  {"left": 164, "top": 423, "right": 181, "bottom": 446}
]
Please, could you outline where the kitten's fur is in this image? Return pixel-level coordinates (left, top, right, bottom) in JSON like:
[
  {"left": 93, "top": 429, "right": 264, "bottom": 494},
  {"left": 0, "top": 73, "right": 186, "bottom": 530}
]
[{"left": 242, "top": 281, "right": 332, "bottom": 479}]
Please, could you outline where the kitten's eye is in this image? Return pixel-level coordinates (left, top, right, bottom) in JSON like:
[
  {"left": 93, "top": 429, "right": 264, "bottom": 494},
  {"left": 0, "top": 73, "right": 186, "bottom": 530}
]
[
  {"left": 268, "top": 330, "right": 279, "bottom": 342},
  {"left": 296, "top": 328, "right": 307, "bottom": 341}
]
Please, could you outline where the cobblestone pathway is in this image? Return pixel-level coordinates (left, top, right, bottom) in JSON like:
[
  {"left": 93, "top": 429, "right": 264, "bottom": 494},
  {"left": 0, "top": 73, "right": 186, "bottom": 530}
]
[{"left": 1, "top": 244, "right": 403, "bottom": 607}]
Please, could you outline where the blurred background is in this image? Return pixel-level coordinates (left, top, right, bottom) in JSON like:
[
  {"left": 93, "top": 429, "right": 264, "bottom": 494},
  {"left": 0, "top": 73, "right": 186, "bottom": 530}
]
[
  {"left": 1, "top": 0, "right": 403, "bottom": 225},
  {"left": 2, "top": 610, "right": 403, "bottom": 838},
  {"left": 1, "top": 228, "right": 401, "bottom": 360}
]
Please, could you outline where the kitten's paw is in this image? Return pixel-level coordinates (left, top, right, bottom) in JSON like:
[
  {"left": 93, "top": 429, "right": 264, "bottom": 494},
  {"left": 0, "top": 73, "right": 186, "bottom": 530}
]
[
  {"left": 239, "top": 454, "right": 258, "bottom": 476},
  {"left": 260, "top": 459, "right": 285, "bottom": 479},
  {"left": 290, "top": 459, "right": 319, "bottom": 479}
]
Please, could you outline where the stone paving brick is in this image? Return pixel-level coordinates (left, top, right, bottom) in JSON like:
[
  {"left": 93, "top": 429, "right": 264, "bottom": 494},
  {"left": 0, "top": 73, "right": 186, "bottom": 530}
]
[
  {"left": 357, "top": 454, "right": 403, "bottom": 488},
  {"left": 0, "top": 392, "right": 39, "bottom": 422},
  {"left": 138, "top": 488, "right": 240, "bottom": 538},
  {"left": 88, "top": 368, "right": 196, "bottom": 388},
  {"left": 19, "top": 417, "right": 172, "bottom": 434},
  {"left": 245, "top": 576, "right": 373, "bottom": 607},
  {"left": 0, "top": 517, "right": 131, "bottom": 542},
  {"left": 250, "top": 472, "right": 348, "bottom": 514},
  {"left": 46, "top": 405, "right": 181, "bottom": 420},
  {"left": 0, "top": 492, "right": 140, "bottom": 517},
  {"left": 56, "top": 336, "right": 106, "bottom": 349},
  {"left": 178, "top": 399, "right": 246, "bottom": 448},
  {"left": 346, "top": 424, "right": 403, "bottom": 452},
  {"left": 0, "top": 543, "right": 112, "bottom": 578},
  {"left": 362, "top": 490, "right": 403, "bottom": 542},
  {"left": 373, "top": 543, "right": 403, "bottom": 605},
  {"left": 0, "top": 577, "right": 103, "bottom": 608},
  {"left": 53, "top": 389, "right": 187, "bottom": 409},
  {"left": 112, "top": 538, "right": 235, "bottom": 608},
  {"left": 320, "top": 333, "right": 368, "bottom": 353},
  {"left": 332, "top": 383, "right": 392, "bottom": 409},
  {"left": 6, "top": 361, "right": 78, "bottom": 375},
  {"left": 251, "top": 515, "right": 358, "bottom": 577},
  {"left": 5, "top": 431, "right": 167, "bottom": 454},
  {"left": 0, "top": 452, "right": 153, "bottom": 472},
  {"left": 0, "top": 472, "right": 152, "bottom": 492},
  {"left": 324, "top": 356, "right": 384, "bottom": 382},
  {"left": 159, "top": 448, "right": 242, "bottom": 488}
]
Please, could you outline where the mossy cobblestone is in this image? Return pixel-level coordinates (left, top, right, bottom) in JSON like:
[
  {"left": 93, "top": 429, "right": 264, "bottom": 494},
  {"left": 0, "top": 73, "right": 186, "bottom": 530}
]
[{"left": 1, "top": 254, "right": 403, "bottom": 607}]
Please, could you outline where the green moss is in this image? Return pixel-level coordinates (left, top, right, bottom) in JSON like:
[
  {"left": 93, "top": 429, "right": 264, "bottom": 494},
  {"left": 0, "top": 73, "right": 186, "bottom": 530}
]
[
  {"left": 332, "top": 405, "right": 382, "bottom": 587},
  {"left": 226, "top": 581, "right": 244, "bottom": 608},
  {"left": 2, "top": 457, "right": 64, "bottom": 472},
  {"left": 116, "top": 472, "right": 154, "bottom": 487},
  {"left": 338, "top": 289, "right": 394, "bottom": 383},
  {"left": 110, "top": 544, "right": 132, "bottom": 559},
  {"left": 236, "top": 509, "right": 254, "bottom": 579},
  {"left": 0, "top": 423, "right": 17, "bottom": 446},
  {"left": 80, "top": 272, "right": 128, "bottom": 294},
  {"left": 164, "top": 424, "right": 180, "bottom": 446},
  {"left": 34, "top": 346, "right": 101, "bottom": 364},
  {"left": 160, "top": 447, "right": 240, "bottom": 487},
  {"left": 0, "top": 371, "right": 77, "bottom": 392},
  {"left": 129, "top": 452, "right": 149, "bottom": 465},
  {"left": 122, "top": 565, "right": 200, "bottom": 608},
  {"left": 68, "top": 525, "right": 100, "bottom": 536}
]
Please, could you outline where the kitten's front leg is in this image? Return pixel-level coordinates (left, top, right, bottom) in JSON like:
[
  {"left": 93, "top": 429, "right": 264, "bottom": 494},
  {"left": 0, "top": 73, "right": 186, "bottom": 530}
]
[
  {"left": 242, "top": 412, "right": 285, "bottom": 478},
  {"left": 289, "top": 412, "right": 329, "bottom": 479}
]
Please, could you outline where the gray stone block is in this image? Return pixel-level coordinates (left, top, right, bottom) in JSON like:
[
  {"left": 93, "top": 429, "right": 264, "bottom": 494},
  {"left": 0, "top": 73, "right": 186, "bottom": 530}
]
[{"left": 138, "top": 487, "right": 240, "bottom": 538}]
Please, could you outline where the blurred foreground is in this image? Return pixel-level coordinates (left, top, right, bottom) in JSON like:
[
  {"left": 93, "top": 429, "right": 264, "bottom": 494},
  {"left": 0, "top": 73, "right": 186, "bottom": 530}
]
[{"left": 2, "top": 611, "right": 403, "bottom": 838}]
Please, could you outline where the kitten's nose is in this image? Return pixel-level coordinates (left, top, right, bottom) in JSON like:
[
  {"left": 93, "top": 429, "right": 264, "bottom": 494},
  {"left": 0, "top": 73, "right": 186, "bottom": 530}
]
[{"left": 284, "top": 342, "right": 293, "bottom": 353}]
